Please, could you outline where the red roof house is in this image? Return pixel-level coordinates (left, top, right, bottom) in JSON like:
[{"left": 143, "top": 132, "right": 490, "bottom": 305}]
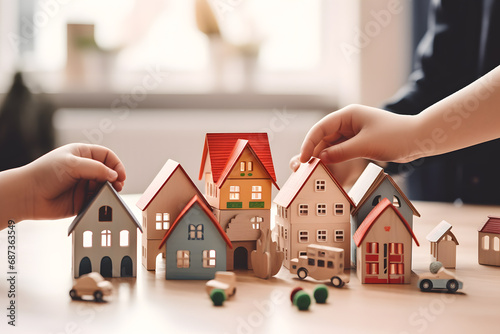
[{"left": 478, "top": 216, "right": 500, "bottom": 266}]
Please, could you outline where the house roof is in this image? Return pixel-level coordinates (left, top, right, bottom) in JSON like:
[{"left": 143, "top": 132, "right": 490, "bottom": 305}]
[
  {"left": 427, "top": 220, "right": 459, "bottom": 244},
  {"left": 273, "top": 157, "right": 354, "bottom": 209},
  {"left": 478, "top": 216, "right": 500, "bottom": 234},
  {"left": 136, "top": 159, "right": 207, "bottom": 211},
  {"left": 349, "top": 163, "right": 420, "bottom": 217},
  {"left": 158, "top": 195, "right": 232, "bottom": 249},
  {"left": 198, "top": 133, "right": 278, "bottom": 186},
  {"left": 353, "top": 197, "right": 419, "bottom": 247},
  {"left": 68, "top": 182, "right": 142, "bottom": 236}
]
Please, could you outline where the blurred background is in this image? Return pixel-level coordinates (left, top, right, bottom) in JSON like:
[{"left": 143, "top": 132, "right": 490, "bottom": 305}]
[{"left": 0, "top": 0, "right": 426, "bottom": 194}]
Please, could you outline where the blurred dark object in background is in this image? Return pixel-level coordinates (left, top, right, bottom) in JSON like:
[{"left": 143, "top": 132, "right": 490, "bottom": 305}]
[{"left": 0, "top": 72, "right": 56, "bottom": 171}]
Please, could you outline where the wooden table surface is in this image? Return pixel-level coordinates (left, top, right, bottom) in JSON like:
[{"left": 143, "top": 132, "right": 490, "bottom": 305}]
[{"left": 1, "top": 196, "right": 500, "bottom": 334}]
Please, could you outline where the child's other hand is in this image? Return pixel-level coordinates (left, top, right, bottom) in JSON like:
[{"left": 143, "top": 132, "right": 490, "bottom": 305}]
[{"left": 24, "top": 143, "right": 126, "bottom": 220}]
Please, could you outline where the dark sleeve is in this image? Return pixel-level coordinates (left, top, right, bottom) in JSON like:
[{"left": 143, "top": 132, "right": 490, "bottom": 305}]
[{"left": 384, "top": 0, "right": 482, "bottom": 115}]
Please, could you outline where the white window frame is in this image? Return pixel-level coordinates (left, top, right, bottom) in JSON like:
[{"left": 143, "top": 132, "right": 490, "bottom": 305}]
[
  {"left": 334, "top": 203, "right": 344, "bottom": 216},
  {"left": 298, "top": 230, "right": 309, "bottom": 243},
  {"left": 334, "top": 229, "right": 344, "bottom": 242},
  {"left": 317, "top": 230, "right": 327, "bottom": 242},
  {"left": 315, "top": 179, "right": 326, "bottom": 192},
  {"left": 316, "top": 203, "right": 327, "bottom": 216},
  {"left": 176, "top": 250, "right": 190, "bottom": 268},
  {"left": 251, "top": 185, "right": 262, "bottom": 200},
  {"left": 229, "top": 185, "right": 240, "bottom": 200},
  {"left": 202, "top": 249, "right": 216, "bottom": 268},
  {"left": 298, "top": 204, "right": 309, "bottom": 216},
  {"left": 101, "top": 230, "right": 111, "bottom": 247}
]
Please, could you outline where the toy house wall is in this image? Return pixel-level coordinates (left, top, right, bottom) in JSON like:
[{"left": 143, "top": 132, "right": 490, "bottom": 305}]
[
  {"left": 432, "top": 235, "right": 457, "bottom": 269},
  {"left": 478, "top": 232, "right": 500, "bottom": 266},
  {"left": 356, "top": 209, "right": 413, "bottom": 284},
  {"left": 286, "top": 165, "right": 351, "bottom": 268},
  {"left": 275, "top": 215, "right": 291, "bottom": 268},
  {"left": 72, "top": 188, "right": 138, "bottom": 278},
  {"left": 165, "top": 205, "right": 227, "bottom": 279},
  {"left": 351, "top": 178, "right": 413, "bottom": 266},
  {"left": 213, "top": 208, "right": 270, "bottom": 234}
]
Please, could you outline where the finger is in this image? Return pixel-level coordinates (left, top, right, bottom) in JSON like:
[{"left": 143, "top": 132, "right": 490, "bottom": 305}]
[
  {"left": 289, "top": 154, "right": 301, "bottom": 171},
  {"left": 318, "top": 138, "right": 366, "bottom": 164},
  {"left": 68, "top": 156, "right": 119, "bottom": 184},
  {"left": 73, "top": 144, "right": 126, "bottom": 182}
]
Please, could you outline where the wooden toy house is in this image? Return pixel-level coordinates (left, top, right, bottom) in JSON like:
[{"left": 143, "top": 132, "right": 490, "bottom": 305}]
[
  {"left": 68, "top": 182, "right": 142, "bottom": 278},
  {"left": 349, "top": 162, "right": 420, "bottom": 266},
  {"left": 136, "top": 159, "right": 208, "bottom": 271},
  {"left": 158, "top": 195, "right": 232, "bottom": 279},
  {"left": 426, "top": 220, "right": 459, "bottom": 269},
  {"left": 478, "top": 216, "right": 500, "bottom": 266},
  {"left": 199, "top": 133, "right": 279, "bottom": 270},
  {"left": 274, "top": 157, "right": 354, "bottom": 269},
  {"left": 353, "top": 198, "right": 419, "bottom": 284}
]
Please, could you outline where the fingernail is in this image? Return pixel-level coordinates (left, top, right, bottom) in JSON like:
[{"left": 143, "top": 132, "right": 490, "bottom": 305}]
[
  {"left": 319, "top": 151, "right": 328, "bottom": 161},
  {"left": 291, "top": 161, "right": 299, "bottom": 171},
  {"left": 108, "top": 169, "right": 118, "bottom": 180}
]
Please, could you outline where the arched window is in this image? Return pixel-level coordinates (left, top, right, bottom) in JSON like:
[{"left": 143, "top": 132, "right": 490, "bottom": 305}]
[
  {"left": 494, "top": 237, "right": 500, "bottom": 252},
  {"left": 372, "top": 195, "right": 381, "bottom": 206},
  {"left": 83, "top": 231, "right": 93, "bottom": 248},
  {"left": 393, "top": 196, "right": 401, "bottom": 207},
  {"left": 101, "top": 230, "right": 111, "bottom": 247},
  {"left": 483, "top": 235, "right": 490, "bottom": 250},
  {"left": 99, "top": 206, "right": 112, "bottom": 222},
  {"left": 120, "top": 230, "right": 129, "bottom": 247}
]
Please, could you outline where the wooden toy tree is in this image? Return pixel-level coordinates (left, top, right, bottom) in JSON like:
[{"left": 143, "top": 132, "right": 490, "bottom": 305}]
[{"left": 251, "top": 228, "right": 284, "bottom": 279}]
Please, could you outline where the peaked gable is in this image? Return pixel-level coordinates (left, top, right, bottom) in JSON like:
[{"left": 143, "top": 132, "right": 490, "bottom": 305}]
[
  {"left": 349, "top": 163, "right": 420, "bottom": 217},
  {"left": 158, "top": 195, "right": 232, "bottom": 249},
  {"left": 274, "top": 157, "right": 354, "bottom": 209},
  {"left": 353, "top": 198, "right": 419, "bottom": 247},
  {"left": 136, "top": 159, "right": 207, "bottom": 211},
  {"left": 427, "top": 220, "right": 459, "bottom": 244},
  {"left": 478, "top": 216, "right": 500, "bottom": 234},
  {"left": 68, "top": 181, "right": 142, "bottom": 235},
  {"left": 198, "top": 133, "right": 277, "bottom": 185}
]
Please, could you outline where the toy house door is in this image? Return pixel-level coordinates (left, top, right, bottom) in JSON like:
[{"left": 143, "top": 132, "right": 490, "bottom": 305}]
[
  {"left": 438, "top": 240, "right": 456, "bottom": 268},
  {"left": 79, "top": 257, "right": 92, "bottom": 277},
  {"left": 100, "top": 256, "right": 113, "bottom": 277},
  {"left": 387, "top": 243, "right": 404, "bottom": 284}
]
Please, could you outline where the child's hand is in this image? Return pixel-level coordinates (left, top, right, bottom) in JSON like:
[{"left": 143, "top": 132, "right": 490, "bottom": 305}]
[
  {"left": 299, "top": 104, "right": 418, "bottom": 165},
  {"left": 3, "top": 144, "right": 126, "bottom": 224}
]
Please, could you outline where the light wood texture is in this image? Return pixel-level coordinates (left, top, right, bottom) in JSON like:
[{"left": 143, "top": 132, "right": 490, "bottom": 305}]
[{"left": 1, "top": 197, "right": 500, "bottom": 333}]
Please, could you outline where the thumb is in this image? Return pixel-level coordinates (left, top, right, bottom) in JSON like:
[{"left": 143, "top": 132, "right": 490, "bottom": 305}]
[{"left": 318, "top": 139, "right": 366, "bottom": 164}]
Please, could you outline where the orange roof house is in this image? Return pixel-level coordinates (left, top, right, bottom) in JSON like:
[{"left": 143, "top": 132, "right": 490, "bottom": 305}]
[{"left": 353, "top": 198, "right": 419, "bottom": 284}]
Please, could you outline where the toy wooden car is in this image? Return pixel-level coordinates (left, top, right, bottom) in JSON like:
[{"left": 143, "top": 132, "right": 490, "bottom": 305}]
[
  {"left": 70, "top": 272, "right": 113, "bottom": 302},
  {"left": 418, "top": 261, "right": 463, "bottom": 293},
  {"left": 290, "top": 244, "right": 350, "bottom": 287},
  {"left": 205, "top": 271, "right": 236, "bottom": 297}
]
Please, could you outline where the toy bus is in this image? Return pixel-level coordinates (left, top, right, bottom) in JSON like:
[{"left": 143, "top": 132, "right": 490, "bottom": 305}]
[{"left": 290, "top": 244, "right": 350, "bottom": 287}]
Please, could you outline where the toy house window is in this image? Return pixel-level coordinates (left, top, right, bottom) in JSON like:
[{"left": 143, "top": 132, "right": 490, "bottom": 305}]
[
  {"left": 389, "top": 263, "right": 404, "bottom": 275},
  {"left": 372, "top": 195, "right": 381, "bottom": 206},
  {"left": 308, "top": 258, "right": 315, "bottom": 266},
  {"left": 251, "top": 186, "right": 262, "bottom": 200},
  {"left": 483, "top": 236, "right": 490, "bottom": 250},
  {"left": 284, "top": 228, "right": 288, "bottom": 240},
  {"left": 156, "top": 213, "right": 170, "bottom": 230},
  {"left": 315, "top": 180, "right": 326, "bottom": 192},
  {"left": 318, "top": 259, "right": 325, "bottom": 267},
  {"left": 240, "top": 162, "right": 246, "bottom": 171},
  {"left": 367, "top": 263, "right": 379, "bottom": 275},
  {"left": 316, "top": 203, "right": 327, "bottom": 216},
  {"left": 202, "top": 250, "right": 216, "bottom": 268},
  {"left": 247, "top": 161, "right": 253, "bottom": 171},
  {"left": 318, "top": 250, "right": 326, "bottom": 257},
  {"left": 99, "top": 206, "right": 112, "bottom": 222},
  {"left": 335, "top": 230, "right": 344, "bottom": 242},
  {"left": 317, "top": 230, "right": 327, "bottom": 242},
  {"left": 389, "top": 243, "right": 403, "bottom": 255},
  {"left": 280, "top": 225, "right": 284, "bottom": 237},
  {"left": 176, "top": 250, "right": 190, "bottom": 268},
  {"left": 299, "top": 251, "right": 307, "bottom": 257},
  {"left": 101, "top": 230, "right": 111, "bottom": 247},
  {"left": 392, "top": 196, "right": 401, "bottom": 207},
  {"left": 494, "top": 237, "right": 500, "bottom": 252},
  {"left": 334, "top": 203, "right": 344, "bottom": 216},
  {"left": 229, "top": 186, "right": 240, "bottom": 200},
  {"left": 327, "top": 261, "right": 334, "bottom": 269},
  {"left": 83, "top": 231, "right": 93, "bottom": 248},
  {"left": 283, "top": 208, "right": 288, "bottom": 219},
  {"left": 143, "top": 217, "right": 146, "bottom": 229},
  {"left": 251, "top": 216, "right": 263, "bottom": 230},
  {"left": 298, "top": 204, "right": 309, "bottom": 216},
  {"left": 366, "top": 242, "right": 379, "bottom": 254},
  {"left": 299, "top": 230, "right": 309, "bottom": 243},
  {"left": 189, "top": 224, "right": 204, "bottom": 240},
  {"left": 120, "top": 230, "right": 129, "bottom": 247}
]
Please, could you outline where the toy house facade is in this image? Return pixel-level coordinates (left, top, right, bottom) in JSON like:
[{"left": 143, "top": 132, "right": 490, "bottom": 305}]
[
  {"left": 478, "top": 216, "right": 500, "bottom": 266},
  {"left": 199, "top": 133, "right": 279, "bottom": 270},
  {"left": 68, "top": 182, "right": 142, "bottom": 278},
  {"left": 136, "top": 159, "right": 207, "bottom": 271},
  {"left": 349, "top": 163, "right": 420, "bottom": 266},
  {"left": 353, "top": 198, "right": 419, "bottom": 284},
  {"left": 427, "top": 220, "right": 459, "bottom": 269},
  {"left": 274, "top": 158, "right": 354, "bottom": 269},
  {"left": 158, "top": 195, "right": 232, "bottom": 279}
]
